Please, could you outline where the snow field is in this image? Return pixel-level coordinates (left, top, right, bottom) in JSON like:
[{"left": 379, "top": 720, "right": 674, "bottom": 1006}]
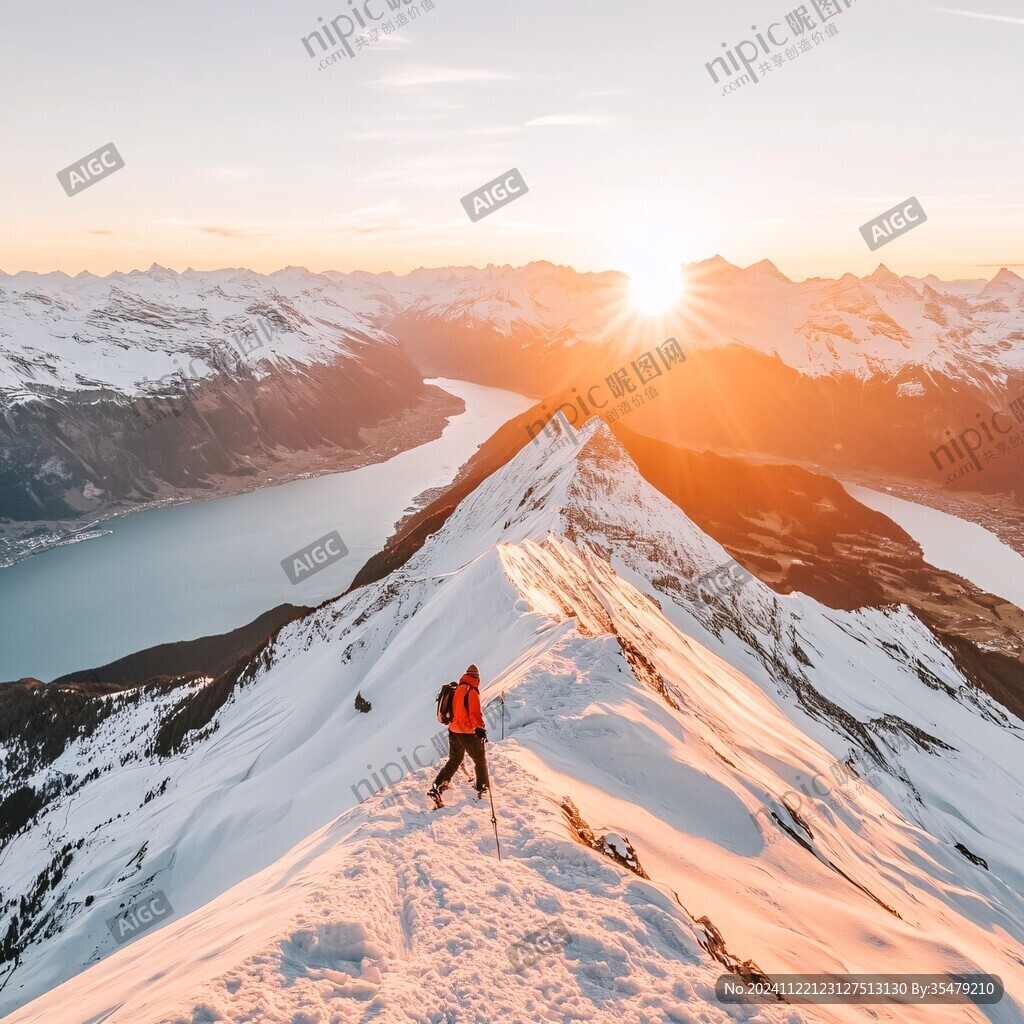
[{"left": 4, "top": 419, "right": 1023, "bottom": 1023}]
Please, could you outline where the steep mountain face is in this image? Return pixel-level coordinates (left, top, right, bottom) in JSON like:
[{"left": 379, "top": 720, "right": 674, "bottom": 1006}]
[
  {"left": 2, "top": 419, "right": 1022, "bottom": 1023},
  {"left": 380, "top": 258, "right": 1024, "bottom": 502},
  {"left": 373, "top": 256, "right": 1024, "bottom": 502},
  {"left": 609, "top": 424, "right": 1024, "bottom": 711},
  {"left": 49, "top": 603, "right": 311, "bottom": 688},
  {"left": 384, "top": 261, "right": 628, "bottom": 394},
  {"left": 0, "top": 267, "right": 460, "bottom": 565},
  {"left": 4, "top": 258, "right": 1022, "bottom": 564},
  {"left": 612, "top": 346, "right": 1024, "bottom": 502},
  {"left": 368, "top": 256, "right": 1024, "bottom": 386},
  {"left": 453, "top": 257, "right": 1023, "bottom": 505},
  {"left": 352, "top": 403, "right": 1024, "bottom": 715},
  {"left": 0, "top": 266, "right": 395, "bottom": 403}
]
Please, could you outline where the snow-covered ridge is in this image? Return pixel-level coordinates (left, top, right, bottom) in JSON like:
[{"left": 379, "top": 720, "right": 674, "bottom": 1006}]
[
  {"left": 3, "top": 259, "right": 1023, "bottom": 403},
  {"left": 3, "top": 416, "right": 1022, "bottom": 1022},
  {"left": 0, "top": 265, "right": 400, "bottom": 404}
]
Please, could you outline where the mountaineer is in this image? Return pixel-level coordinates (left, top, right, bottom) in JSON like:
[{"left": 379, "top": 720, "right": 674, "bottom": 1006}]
[{"left": 429, "top": 664, "right": 489, "bottom": 807}]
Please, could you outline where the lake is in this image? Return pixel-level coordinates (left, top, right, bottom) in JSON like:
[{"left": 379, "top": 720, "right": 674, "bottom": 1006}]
[
  {"left": 0, "top": 380, "right": 532, "bottom": 682},
  {"left": 845, "top": 484, "right": 1024, "bottom": 612}
]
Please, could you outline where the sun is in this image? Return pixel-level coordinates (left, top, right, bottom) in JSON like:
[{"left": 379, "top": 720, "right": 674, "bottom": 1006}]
[
  {"left": 628, "top": 263, "right": 685, "bottom": 314},
  {"left": 616, "top": 222, "right": 690, "bottom": 317}
]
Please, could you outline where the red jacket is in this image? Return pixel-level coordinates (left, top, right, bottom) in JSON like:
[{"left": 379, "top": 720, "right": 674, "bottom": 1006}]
[{"left": 450, "top": 672, "right": 485, "bottom": 734}]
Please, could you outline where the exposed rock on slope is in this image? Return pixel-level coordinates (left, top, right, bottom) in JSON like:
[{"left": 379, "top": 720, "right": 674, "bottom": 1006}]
[{"left": 3, "top": 419, "right": 1023, "bottom": 1022}]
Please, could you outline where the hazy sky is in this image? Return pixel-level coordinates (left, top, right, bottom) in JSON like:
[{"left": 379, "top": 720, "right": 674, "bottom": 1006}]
[{"left": 1, "top": 0, "right": 1021, "bottom": 281}]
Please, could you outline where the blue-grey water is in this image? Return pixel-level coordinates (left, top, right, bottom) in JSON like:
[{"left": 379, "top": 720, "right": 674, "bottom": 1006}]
[
  {"left": 0, "top": 380, "right": 531, "bottom": 681},
  {"left": 845, "top": 484, "right": 1024, "bottom": 612}
]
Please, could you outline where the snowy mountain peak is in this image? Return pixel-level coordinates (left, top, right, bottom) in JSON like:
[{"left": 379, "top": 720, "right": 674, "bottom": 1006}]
[
  {"left": 863, "top": 264, "right": 921, "bottom": 303},
  {"left": 990, "top": 266, "right": 1023, "bottom": 285},
  {"left": 5, "top": 261, "right": 1024, "bottom": 401},
  {"left": 0, "top": 267, "right": 402, "bottom": 401},
  {"left": 745, "top": 258, "right": 791, "bottom": 282},
  {"left": 981, "top": 266, "right": 1024, "bottom": 298},
  {"left": 865, "top": 263, "right": 909, "bottom": 288},
  {"left": 3, "top": 393, "right": 1024, "bottom": 1021},
  {"left": 690, "top": 254, "right": 741, "bottom": 277}
]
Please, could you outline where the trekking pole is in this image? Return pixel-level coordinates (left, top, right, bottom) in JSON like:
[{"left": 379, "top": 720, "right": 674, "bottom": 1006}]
[{"left": 485, "top": 741, "right": 502, "bottom": 861}]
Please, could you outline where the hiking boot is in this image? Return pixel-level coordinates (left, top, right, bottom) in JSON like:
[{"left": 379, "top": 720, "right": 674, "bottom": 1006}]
[{"left": 475, "top": 784, "right": 489, "bottom": 800}]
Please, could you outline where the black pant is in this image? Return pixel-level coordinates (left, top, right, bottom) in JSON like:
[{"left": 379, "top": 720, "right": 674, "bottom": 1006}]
[{"left": 435, "top": 732, "right": 489, "bottom": 793}]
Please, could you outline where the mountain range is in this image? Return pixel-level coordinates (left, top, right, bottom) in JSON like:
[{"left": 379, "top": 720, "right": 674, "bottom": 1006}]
[
  {"left": 1, "top": 413, "right": 1022, "bottom": 1022},
  {"left": 3, "top": 257, "right": 1023, "bottom": 1020},
  {"left": 3, "top": 258, "right": 1022, "bottom": 568}
]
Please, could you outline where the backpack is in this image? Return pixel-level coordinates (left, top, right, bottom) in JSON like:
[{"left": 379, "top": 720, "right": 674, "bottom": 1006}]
[{"left": 436, "top": 681, "right": 469, "bottom": 725}]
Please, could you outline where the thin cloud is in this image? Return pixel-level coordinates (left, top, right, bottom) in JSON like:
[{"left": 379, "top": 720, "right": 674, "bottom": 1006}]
[
  {"left": 807, "top": 194, "right": 1008, "bottom": 203},
  {"left": 370, "top": 32, "right": 414, "bottom": 48},
  {"left": 351, "top": 125, "right": 521, "bottom": 142},
  {"left": 350, "top": 130, "right": 435, "bottom": 141},
  {"left": 371, "top": 66, "right": 513, "bottom": 87},
  {"left": 525, "top": 114, "right": 612, "bottom": 127},
  {"left": 199, "top": 226, "right": 250, "bottom": 239},
  {"left": 152, "top": 217, "right": 259, "bottom": 239},
  {"left": 469, "top": 126, "right": 522, "bottom": 136},
  {"left": 206, "top": 167, "right": 253, "bottom": 179},
  {"left": 358, "top": 167, "right": 494, "bottom": 188},
  {"left": 933, "top": 6, "right": 1024, "bottom": 24},
  {"left": 322, "top": 201, "right": 427, "bottom": 236}
]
